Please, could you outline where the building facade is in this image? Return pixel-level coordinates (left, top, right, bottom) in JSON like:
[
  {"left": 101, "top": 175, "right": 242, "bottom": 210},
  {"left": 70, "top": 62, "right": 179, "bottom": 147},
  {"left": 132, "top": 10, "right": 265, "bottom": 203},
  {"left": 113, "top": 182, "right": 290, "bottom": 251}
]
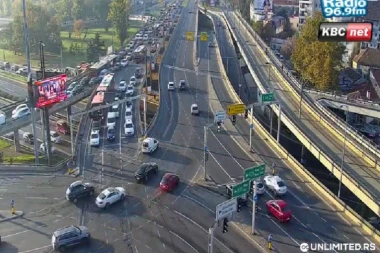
[{"left": 358, "top": 1, "right": 380, "bottom": 49}]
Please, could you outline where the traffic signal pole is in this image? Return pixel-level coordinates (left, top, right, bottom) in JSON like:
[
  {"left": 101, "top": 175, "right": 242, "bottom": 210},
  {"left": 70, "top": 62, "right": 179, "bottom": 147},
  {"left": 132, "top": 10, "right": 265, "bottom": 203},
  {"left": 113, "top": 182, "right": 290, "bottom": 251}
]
[
  {"left": 208, "top": 227, "right": 215, "bottom": 253},
  {"left": 251, "top": 180, "right": 257, "bottom": 234},
  {"left": 249, "top": 107, "right": 253, "bottom": 150}
]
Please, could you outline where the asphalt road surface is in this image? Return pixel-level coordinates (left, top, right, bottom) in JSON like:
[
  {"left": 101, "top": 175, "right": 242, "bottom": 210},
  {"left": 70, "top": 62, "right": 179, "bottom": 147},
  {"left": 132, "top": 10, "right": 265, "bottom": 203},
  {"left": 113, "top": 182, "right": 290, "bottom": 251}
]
[{"left": 209, "top": 11, "right": 379, "bottom": 253}]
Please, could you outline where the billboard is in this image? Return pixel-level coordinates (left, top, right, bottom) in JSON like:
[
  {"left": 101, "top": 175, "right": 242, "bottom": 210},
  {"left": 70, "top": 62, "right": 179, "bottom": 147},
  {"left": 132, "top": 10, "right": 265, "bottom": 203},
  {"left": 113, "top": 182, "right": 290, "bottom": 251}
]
[
  {"left": 35, "top": 74, "right": 67, "bottom": 108},
  {"left": 253, "top": 0, "right": 273, "bottom": 14}
]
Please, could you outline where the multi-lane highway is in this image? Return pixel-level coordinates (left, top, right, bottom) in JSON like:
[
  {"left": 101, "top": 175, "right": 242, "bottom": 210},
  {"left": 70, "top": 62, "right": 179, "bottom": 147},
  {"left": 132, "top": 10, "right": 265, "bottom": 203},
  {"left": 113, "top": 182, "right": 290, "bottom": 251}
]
[
  {"left": 207, "top": 11, "right": 379, "bottom": 252},
  {"left": 222, "top": 9, "right": 380, "bottom": 214}
]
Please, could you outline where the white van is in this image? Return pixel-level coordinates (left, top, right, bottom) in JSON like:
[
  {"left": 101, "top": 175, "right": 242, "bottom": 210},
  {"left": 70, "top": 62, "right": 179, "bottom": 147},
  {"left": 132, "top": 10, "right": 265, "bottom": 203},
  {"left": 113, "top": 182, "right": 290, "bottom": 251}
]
[
  {"left": 191, "top": 104, "right": 199, "bottom": 115},
  {"left": 0, "top": 111, "right": 5, "bottom": 125},
  {"left": 142, "top": 137, "right": 159, "bottom": 154}
]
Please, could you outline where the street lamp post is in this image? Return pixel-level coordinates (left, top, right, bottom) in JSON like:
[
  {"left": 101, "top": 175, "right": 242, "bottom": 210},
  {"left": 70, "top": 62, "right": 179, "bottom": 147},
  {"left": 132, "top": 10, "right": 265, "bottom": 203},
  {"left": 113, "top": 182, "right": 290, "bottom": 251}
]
[
  {"left": 238, "top": 84, "right": 242, "bottom": 98},
  {"left": 338, "top": 105, "right": 349, "bottom": 198}
]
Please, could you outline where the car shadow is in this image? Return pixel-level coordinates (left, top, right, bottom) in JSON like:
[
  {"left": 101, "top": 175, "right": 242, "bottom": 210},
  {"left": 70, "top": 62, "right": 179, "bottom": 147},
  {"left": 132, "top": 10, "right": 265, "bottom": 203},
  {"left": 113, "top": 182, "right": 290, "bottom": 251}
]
[{"left": 0, "top": 241, "right": 19, "bottom": 253}]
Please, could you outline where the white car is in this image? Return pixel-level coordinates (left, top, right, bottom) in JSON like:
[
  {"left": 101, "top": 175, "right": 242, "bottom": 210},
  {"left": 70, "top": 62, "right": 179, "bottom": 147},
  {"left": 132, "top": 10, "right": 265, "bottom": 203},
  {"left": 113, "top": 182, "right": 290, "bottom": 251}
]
[
  {"left": 125, "top": 108, "right": 133, "bottom": 121},
  {"left": 143, "top": 34, "right": 149, "bottom": 40},
  {"left": 124, "top": 119, "right": 135, "bottom": 136},
  {"left": 90, "top": 130, "right": 100, "bottom": 147},
  {"left": 168, "top": 82, "right": 174, "bottom": 90},
  {"left": 263, "top": 175, "right": 287, "bottom": 196},
  {"left": 255, "top": 181, "right": 265, "bottom": 195},
  {"left": 39, "top": 143, "right": 56, "bottom": 153},
  {"left": 118, "top": 80, "right": 127, "bottom": 91},
  {"left": 130, "top": 76, "right": 136, "bottom": 85},
  {"left": 126, "top": 100, "right": 133, "bottom": 111},
  {"left": 95, "top": 187, "right": 126, "bottom": 208},
  {"left": 12, "top": 104, "right": 28, "bottom": 115},
  {"left": 142, "top": 137, "right": 159, "bottom": 153},
  {"left": 121, "top": 59, "right": 129, "bottom": 67},
  {"left": 110, "top": 103, "right": 120, "bottom": 118},
  {"left": 12, "top": 107, "right": 31, "bottom": 119},
  {"left": 126, "top": 85, "right": 134, "bottom": 96},
  {"left": 50, "top": 131, "right": 61, "bottom": 144},
  {"left": 107, "top": 112, "right": 117, "bottom": 128}
]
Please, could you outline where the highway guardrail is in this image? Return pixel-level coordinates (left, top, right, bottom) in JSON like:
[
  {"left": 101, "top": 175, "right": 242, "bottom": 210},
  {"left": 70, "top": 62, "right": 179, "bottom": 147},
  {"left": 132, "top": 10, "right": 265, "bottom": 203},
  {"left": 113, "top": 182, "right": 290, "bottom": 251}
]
[
  {"left": 232, "top": 11, "right": 380, "bottom": 166},
  {"left": 212, "top": 9, "right": 380, "bottom": 243},
  {"left": 220, "top": 10, "right": 380, "bottom": 217}
]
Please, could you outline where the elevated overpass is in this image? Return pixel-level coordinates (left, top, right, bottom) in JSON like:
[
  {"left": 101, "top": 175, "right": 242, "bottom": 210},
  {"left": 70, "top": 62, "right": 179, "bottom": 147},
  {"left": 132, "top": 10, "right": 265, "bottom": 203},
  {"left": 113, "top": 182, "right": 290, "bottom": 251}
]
[
  {"left": 0, "top": 85, "right": 94, "bottom": 136},
  {"left": 220, "top": 8, "right": 380, "bottom": 216}
]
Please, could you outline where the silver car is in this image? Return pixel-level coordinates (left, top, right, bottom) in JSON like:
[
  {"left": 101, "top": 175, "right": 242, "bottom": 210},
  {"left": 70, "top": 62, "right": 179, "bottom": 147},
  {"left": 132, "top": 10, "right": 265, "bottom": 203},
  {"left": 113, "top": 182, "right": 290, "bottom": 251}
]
[{"left": 51, "top": 225, "right": 90, "bottom": 252}]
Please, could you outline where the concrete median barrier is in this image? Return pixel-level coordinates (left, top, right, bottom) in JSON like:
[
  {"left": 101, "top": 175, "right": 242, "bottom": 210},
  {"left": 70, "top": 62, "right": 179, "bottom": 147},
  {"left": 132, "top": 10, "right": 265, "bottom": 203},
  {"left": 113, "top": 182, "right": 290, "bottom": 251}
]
[{"left": 210, "top": 9, "right": 380, "bottom": 244}]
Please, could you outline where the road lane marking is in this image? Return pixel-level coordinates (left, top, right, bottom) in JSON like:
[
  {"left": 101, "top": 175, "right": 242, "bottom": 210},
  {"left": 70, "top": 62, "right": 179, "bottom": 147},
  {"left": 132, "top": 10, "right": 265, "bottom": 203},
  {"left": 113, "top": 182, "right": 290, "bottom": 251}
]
[
  {"left": 0, "top": 188, "right": 6, "bottom": 196},
  {"left": 25, "top": 197, "right": 48, "bottom": 200},
  {"left": 18, "top": 245, "right": 51, "bottom": 253},
  {"left": 2, "top": 225, "right": 46, "bottom": 238},
  {"left": 267, "top": 214, "right": 300, "bottom": 246},
  {"left": 181, "top": 194, "right": 214, "bottom": 213}
]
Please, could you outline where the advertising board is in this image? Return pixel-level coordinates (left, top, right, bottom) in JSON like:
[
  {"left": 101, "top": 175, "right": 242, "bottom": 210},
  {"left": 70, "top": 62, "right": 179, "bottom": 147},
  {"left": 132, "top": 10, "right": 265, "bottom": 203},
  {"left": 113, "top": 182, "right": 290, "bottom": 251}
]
[
  {"left": 253, "top": 0, "right": 273, "bottom": 14},
  {"left": 35, "top": 74, "right": 67, "bottom": 108}
]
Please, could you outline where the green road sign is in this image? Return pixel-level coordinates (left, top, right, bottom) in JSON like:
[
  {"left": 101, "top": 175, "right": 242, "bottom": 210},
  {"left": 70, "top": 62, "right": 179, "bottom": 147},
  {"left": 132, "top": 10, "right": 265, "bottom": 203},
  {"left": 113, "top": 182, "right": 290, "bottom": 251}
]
[
  {"left": 261, "top": 93, "right": 275, "bottom": 103},
  {"left": 232, "top": 180, "right": 250, "bottom": 197},
  {"left": 244, "top": 164, "right": 265, "bottom": 181}
]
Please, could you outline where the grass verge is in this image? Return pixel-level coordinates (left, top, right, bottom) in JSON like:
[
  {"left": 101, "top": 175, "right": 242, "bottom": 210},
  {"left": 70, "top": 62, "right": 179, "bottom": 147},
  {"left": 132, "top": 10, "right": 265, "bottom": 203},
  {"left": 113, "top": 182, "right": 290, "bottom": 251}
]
[{"left": 0, "top": 69, "right": 27, "bottom": 83}]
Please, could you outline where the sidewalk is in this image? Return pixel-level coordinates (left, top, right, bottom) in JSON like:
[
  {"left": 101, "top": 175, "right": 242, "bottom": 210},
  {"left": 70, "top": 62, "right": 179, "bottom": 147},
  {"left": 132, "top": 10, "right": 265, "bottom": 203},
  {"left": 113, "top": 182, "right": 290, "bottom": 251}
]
[{"left": 0, "top": 210, "right": 24, "bottom": 222}]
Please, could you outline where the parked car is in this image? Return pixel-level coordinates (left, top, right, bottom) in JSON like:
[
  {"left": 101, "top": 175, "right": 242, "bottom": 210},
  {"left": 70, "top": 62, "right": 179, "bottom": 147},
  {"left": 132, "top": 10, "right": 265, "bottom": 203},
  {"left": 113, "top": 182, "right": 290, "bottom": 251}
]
[
  {"left": 12, "top": 104, "right": 28, "bottom": 115},
  {"left": 12, "top": 107, "right": 31, "bottom": 119},
  {"left": 51, "top": 225, "right": 90, "bottom": 252}
]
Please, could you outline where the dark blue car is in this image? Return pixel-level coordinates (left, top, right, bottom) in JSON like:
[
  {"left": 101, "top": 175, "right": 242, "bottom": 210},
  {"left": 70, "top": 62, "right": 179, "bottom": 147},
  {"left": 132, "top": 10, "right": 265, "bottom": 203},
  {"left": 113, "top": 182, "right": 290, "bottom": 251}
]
[{"left": 107, "top": 127, "right": 116, "bottom": 141}]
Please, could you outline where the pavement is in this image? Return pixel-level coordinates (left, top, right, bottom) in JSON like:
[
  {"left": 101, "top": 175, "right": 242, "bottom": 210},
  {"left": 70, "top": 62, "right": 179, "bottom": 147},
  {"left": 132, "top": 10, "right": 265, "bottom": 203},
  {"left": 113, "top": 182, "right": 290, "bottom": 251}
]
[
  {"left": 223, "top": 10, "right": 380, "bottom": 208},
  {"left": 208, "top": 11, "right": 380, "bottom": 253},
  {"left": 0, "top": 210, "right": 24, "bottom": 222}
]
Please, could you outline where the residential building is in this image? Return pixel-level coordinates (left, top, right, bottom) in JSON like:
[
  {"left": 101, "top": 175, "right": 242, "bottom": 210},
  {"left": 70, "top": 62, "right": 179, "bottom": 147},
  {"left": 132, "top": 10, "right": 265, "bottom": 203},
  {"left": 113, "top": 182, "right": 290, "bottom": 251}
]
[
  {"left": 298, "top": 0, "right": 320, "bottom": 26},
  {"left": 357, "top": 1, "right": 380, "bottom": 49},
  {"left": 270, "top": 38, "right": 285, "bottom": 50},
  {"left": 267, "top": 16, "right": 286, "bottom": 34},
  {"left": 352, "top": 48, "right": 380, "bottom": 76},
  {"left": 339, "top": 67, "right": 364, "bottom": 91},
  {"left": 369, "top": 69, "right": 380, "bottom": 99}
]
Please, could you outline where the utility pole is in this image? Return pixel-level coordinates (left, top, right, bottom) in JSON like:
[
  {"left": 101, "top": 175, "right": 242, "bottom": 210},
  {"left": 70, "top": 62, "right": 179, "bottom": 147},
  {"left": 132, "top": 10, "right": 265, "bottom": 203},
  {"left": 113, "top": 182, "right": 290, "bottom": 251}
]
[
  {"left": 22, "top": 0, "right": 39, "bottom": 164},
  {"left": 251, "top": 180, "right": 257, "bottom": 234},
  {"left": 204, "top": 122, "right": 214, "bottom": 180},
  {"left": 39, "top": 41, "right": 52, "bottom": 165},
  {"left": 143, "top": 96, "right": 147, "bottom": 135}
]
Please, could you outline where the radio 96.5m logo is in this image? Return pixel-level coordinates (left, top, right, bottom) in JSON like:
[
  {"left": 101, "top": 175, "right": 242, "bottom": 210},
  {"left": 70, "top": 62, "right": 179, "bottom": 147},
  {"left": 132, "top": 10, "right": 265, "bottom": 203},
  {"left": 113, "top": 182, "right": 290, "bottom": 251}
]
[{"left": 321, "top": 0, "right": 367, "bottom": 18}]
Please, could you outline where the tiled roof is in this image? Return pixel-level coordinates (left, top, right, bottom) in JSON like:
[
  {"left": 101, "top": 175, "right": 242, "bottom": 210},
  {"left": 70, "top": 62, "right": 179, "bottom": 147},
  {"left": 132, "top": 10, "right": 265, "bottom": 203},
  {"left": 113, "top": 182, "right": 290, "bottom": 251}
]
[
  {"left": 362, "top": 1, "right": 380, "bottom": 21},
  {"left": 341, "top": 67, "right": 362, "bottom": 82},
  {"left": 353, "top": 48, "right": 380, "bottom": 68},
  {"left": 346, "top": 82, "right": 380, "bottom": 101}
]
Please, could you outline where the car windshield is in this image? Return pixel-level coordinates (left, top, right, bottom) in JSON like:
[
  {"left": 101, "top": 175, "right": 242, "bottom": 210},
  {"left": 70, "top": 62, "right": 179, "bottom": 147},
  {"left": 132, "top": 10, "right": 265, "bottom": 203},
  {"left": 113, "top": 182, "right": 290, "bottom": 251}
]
[
  {"left": 91, "top": 134, "right": 98, "bottom": 139},
  {"left": 27, "top": 134, "right": 33, "bottom": 138},
  {"left": 257, "top": 182, "right": 264, "bottom": 188},
  {"left": 52, "top": 133, "right": 59, "bottom": 137},
  {"left": 93, "top": 121, "right": 100, "bottom": 127},
  {"left": 108, "top": 117, "right": 116, "bottom": 123},
  {"left": 126, "top": 123, "right": 133, "bottom": 128},
  {"left": 108, "top": 129, "right": 115, "bottom": 135},
  {"left": 128, "top": 87, "right": 133, "bottom": 90},
  {"left": 137, "top": 165, "right": 147, "bottom": 174},
  {"left": 161, "top": 176, "right": 169, "bottom": 184},
  {"left": 126, "top": 101, "right": 132, "bottom": 107},
  {"left": 192, "top": 106, "right": 198, "bottom": 110},
  {"left": 111, "top": 107, "right": 118, "bottom": 112},
  {"left": 143, "top": 142, "right": 149, "bottom": 147},
  {"left": 131, "top": 77, "right": 135, "bottom": 81},
  {"left": 126, "top": 111, "right": 132, "bottom": 116},
  {"left": 120, "top": 82, "right": 125, "bottom": 86},
  {"left": 98, "top": 193, "right": 106, "bottom": 200},
  {"left": 277, "top": 181, "right": 285, "bottom": 187}
]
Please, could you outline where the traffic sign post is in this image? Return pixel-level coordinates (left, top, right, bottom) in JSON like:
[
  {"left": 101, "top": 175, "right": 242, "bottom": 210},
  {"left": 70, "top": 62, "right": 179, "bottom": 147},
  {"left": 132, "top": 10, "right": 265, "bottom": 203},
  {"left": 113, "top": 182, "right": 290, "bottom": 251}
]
[
  {"left": 186, "top": 31, "right": 194, "bottom": 41},
  {"left": 244, "top": 164, "right": 266, "bottom": 181},
  {"left": 200, "top": 32, "right": 208, "bottom": 41},
  {"left": 227, "top": 104, "right": 245, "bottom": 115},
  {"left": 232, "top": 180, "right": 250, "bottom": 198},
  {"left": 252, "top": 180, "right": 257, "bottom": 234},
  {"left": 214, "top": 110, "right": 226, "bottom": 123},
  {"left": 215, "top": 198, "right": 237, "bottom": 220}
]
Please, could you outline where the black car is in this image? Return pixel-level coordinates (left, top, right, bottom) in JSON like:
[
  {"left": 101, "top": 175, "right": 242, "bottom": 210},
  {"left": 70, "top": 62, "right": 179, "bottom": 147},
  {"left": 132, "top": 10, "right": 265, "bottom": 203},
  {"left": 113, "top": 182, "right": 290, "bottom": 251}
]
[
  {"left": 135, "top": 163, "right": 158, "bottom": 183},
  {"left": 89, "top": 77, "right": 101, "bottom": 86},
  {"left": 92, "top": 120, "right": 101, "bottom": 132},
  {"left": 65, "top": 181, "right": 95, "bottom": 203},
  {"left": 107, "top": 127, "right": 116, "bottom": 141},
  {"left": 80, "top": 76, "right": 89, "bottom": 86}
]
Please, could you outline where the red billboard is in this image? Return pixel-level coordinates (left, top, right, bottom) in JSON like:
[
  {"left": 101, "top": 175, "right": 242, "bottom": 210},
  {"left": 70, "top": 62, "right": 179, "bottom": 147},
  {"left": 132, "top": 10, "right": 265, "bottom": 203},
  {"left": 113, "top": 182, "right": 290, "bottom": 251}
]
[{"left": 35, "top": 74, "right": 68, "bottom": 108}]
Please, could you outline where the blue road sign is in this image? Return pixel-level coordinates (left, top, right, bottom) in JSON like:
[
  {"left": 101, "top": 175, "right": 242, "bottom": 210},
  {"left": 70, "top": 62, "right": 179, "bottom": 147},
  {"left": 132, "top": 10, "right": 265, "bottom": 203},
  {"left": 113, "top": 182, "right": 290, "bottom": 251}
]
[
  {"left": 253, "top": 194, "right": 258, "bottom": 202},
  {"left": 11, "top": 199, "right": 14, "bottom": 206},
  {"left": 250, "top": 124, "right": 254, "bottom": 129},
  {"left": 268, "top": 234, "right": 273, "bottom": 242},
  {"left": 205, "top": 146, "right": 208, "bottom": 152}
]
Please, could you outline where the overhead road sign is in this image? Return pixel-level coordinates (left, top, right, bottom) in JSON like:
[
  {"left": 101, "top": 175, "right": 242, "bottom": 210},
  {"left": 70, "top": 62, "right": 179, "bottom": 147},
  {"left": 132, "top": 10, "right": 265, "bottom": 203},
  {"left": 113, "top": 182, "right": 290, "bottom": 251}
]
[
  {"left": 215, "top": 198, "right": 237, "bottom": 220},
  {"left": 244, "top": 164, "right": 265, "bottom": 181},
  {"left": 200, "top": 32, "right": 208, "bottom": 41},
  {"left": 227, "top": 104, "right": 245, "bottom": 115},
  {"left": 214, "top": 110, "right": 226, "bottom": 122},
  {"left": 260, "top": 92, "right": 275, "bottom": 103},
  {"left": 232, "top": 180, "right": 250, "bottom": 198},
  {"left": 186, "top": 31, "right": 194, "bottom": 41}
]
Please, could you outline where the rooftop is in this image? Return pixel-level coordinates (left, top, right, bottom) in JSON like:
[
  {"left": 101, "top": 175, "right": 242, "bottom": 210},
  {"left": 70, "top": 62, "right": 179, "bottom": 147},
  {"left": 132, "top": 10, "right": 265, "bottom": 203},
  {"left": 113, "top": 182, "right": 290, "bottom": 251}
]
[
  {"left": 341, "top": 67, "right": 362, "bottom": 82},
  {"left": 353, "top": 48, "right": 380, "bottom": 68}
]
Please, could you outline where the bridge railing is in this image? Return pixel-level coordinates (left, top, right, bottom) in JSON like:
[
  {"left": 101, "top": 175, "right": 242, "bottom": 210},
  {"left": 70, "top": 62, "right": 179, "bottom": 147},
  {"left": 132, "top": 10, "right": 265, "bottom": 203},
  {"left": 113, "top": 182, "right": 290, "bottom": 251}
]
[{"left": 230, "top": 10, "right": 380, "bottom": 160}]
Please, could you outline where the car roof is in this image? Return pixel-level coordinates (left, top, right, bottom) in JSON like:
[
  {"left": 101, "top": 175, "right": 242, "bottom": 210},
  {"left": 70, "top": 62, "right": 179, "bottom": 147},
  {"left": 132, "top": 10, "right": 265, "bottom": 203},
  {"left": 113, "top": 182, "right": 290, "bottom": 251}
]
[
  {"left": 120, "top": 80, "right": 126, "bottom": 83},
  {"left": 180, "top": 80, "right": 185, "bottom": 82},
  {"left": 268, "top": 199, "right": 287, "bottom": 208},
  {"left": 191, "top": 104, "right": 198, "bottom": 107},
  {"left": 91, "top": 130, "right": 99, "bottom": 135},
  {"left": 69, "top": 181, "right": 83, "bottom": 188},
  {"left": 168, "top": 81, "right": 174, "bottom": 84},
  {"left": 126, "top": 107, "right": 132, "bottom": 112},
  {"left": 107, "top": 112, "right": 116, "bottom": 116},
  {"left": 54, "top": 225, "right": 79, "bottom": 237},
  {"left": 102, "top": 187, "right": 117, "bottom": 195},
  {"left": 108, "top": 126, "right": 115, "bottom": 130},
  {"left": 163, "top": 173, "right": 177, "bottom": 179},
  {"left": 125, "top": 119, "right": 133, "bottom": 124}
]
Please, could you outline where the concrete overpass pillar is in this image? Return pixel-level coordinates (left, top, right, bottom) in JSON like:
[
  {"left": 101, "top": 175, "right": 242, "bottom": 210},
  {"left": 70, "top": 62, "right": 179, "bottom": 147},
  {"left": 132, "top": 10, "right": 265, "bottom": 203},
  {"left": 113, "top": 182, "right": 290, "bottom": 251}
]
[
  {"left": 13, "top": 129, "right": 20, "bottom": 152},
  {"left": 66, "top": 106, "right": 72, "bottom": 122}
]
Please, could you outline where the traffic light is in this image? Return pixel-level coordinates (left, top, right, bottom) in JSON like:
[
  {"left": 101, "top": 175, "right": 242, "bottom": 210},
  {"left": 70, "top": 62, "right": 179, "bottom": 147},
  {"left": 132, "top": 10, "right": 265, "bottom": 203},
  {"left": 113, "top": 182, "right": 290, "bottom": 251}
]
[
  {"left": 205, "top": 151, "right": 209, "bottom": 162},
  {"left": 244, "top": 110, "right": 248, "bottom": 119},
  {"left": 237, "top": 199, "right": 242, "bottom": 212},
  {"left": 255, "top": 204, "right": 258, "bottom": 213},
  {"left": 232, "top": 115, "right": 236, "bottom": 125},
  {"left": 222, "top": 218, "right": 229, "bottom": 233}
]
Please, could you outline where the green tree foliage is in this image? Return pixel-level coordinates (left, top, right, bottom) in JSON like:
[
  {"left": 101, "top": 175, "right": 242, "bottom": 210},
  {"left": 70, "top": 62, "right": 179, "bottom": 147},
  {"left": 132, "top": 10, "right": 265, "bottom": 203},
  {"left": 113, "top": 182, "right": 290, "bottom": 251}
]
[
  {"left": 252, "top": 21, "right": 275, "bottom": 41},
  {"left": 0, "top": 0, "right": 12, "bottom": 16},
  {"left": 252, "top": 21, "right": 264, "bottom": 35},
  {"left": 93, "top": 0, "right": 111, "bottom": 31},
  {"left": 72, "top": 0, "right": 85, "bottom": 20},
  {"left": 291, "top": 12, "right": 345, "bottom": 90},
  {"left": 9, "top": 0, "right": 62, "bottom": 54},
  {"left": 86, "top": 32, "right": 105, "bottom": 62},
  {"left": 108, "top": 0, "right": 130, "bottom": 46},
  {"left": 275, "top": 8, "right": 295, "bottom": 38}
]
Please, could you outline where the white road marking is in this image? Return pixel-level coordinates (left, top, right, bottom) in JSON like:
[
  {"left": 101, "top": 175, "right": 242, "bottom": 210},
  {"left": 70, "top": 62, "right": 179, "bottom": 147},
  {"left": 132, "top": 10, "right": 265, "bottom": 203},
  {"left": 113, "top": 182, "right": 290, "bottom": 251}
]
[
  {"left": 25, "top": 197, "right": 48, "bottom": 200},
  {"left": 18, "top": 245, "right": 51, "bottom": 253},
  {"left": 162, "top": 243, "right": 166, "bottom": 249},
  {"left": 171, "top": 163, "right": 203, "bottom": 204},
  {"left": 0, "top": 189, "right": 7, "bottom": 196},
  {"left": 267, "top": 214, "right": 300, "bottom": 245},
  {"left": 181, "top": 194, "right": 214, "bottom": 213},
  {"left": 2, "top": 225, "right": 46, "bottom": 238}
]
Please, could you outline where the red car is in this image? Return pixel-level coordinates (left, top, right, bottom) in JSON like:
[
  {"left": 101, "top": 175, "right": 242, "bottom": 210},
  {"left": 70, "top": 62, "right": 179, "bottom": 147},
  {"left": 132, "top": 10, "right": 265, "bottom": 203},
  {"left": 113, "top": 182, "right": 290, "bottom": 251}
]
[
  {"left": 266, "top": 200, "right": 292, "bottom": 222},
  {"left": 159, "top": 173, "right": 180, "bottom": 192}
]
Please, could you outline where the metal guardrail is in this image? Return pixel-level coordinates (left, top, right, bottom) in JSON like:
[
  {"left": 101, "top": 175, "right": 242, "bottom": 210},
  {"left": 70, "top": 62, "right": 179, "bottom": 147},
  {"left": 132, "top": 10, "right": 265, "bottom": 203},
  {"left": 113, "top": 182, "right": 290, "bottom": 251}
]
[
  {"left": 222, "top": 11, "right": 380, "bottom": 215},
  {"left": 231, "top": 11, "right": 380, "bottom": 159}
]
